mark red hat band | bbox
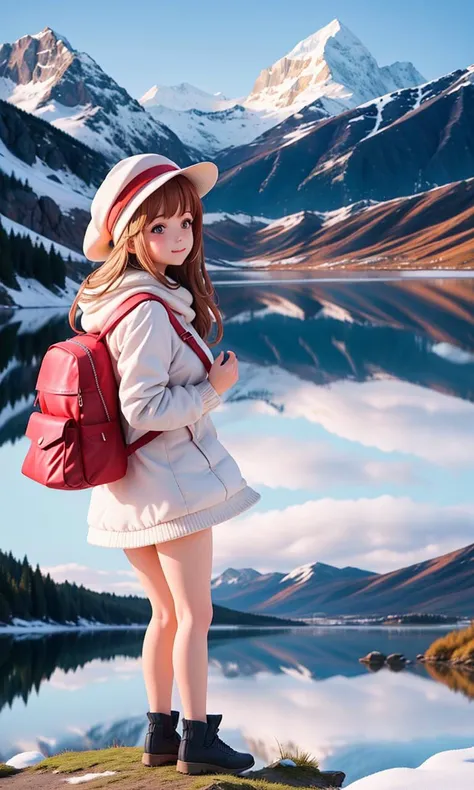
[106,164,180,236]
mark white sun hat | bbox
[83,153,219,261]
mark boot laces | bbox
[211,726,235,755]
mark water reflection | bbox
[2,274,474,782]
[1,278,474,449]
[2,626,474,783]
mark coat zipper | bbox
[68,339,111,422]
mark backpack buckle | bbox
[181,331,193,341]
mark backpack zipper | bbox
[68,339,111,422]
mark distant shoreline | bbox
[0,618,470,636]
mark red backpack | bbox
[21,292,212,491]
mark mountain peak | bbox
[211,567,262,588]
[285,18,359,61]
[246,19,424,115]
[28,26,73,49]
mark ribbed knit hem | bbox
[86,485,261,548]
[195,379,221,414]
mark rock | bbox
[416,653,425,661]
[386,653,407,663]
[359,651,386,664]
[245,760,345,788]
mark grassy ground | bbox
[0,745,341,789]
[425,622,474,662]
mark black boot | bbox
[176,713,255,775]
[142,710,181,767]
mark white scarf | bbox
[78,268,197,332]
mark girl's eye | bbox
[151,218,193,234]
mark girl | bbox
[71,153,261,775]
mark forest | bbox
[0,173,68,292]
[0,548,151,626]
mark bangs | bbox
[143,174,201,221]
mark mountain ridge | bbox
[139,17,424,156]
[211,544,474,617]
[0,26,194,165]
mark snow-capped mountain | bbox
[207,64,474,218]
[139,18,424,156]
[210,547,474,618]
[0,27,193,165]
[211,561,375,613]
[211,567,263,589]
[245,19,424,113]
[140,82,234,113]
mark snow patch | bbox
[1,275,80,308]
[203,211,275,226]
[345,745,474,789]
[431,342,474,364]
[280,563,315,585]
[65,772,117,784]
[6,751,46,768]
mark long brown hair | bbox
[69,174,223,346]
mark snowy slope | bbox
[0,214,86,263]
[0,135,94,213]
[0,27,192,164]
[140,82,234,113]
[139,18,424,156]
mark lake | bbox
[1,270,474,783]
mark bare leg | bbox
[157,526,213,723]
[123,544,178,713]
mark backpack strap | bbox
[95,291,214,457]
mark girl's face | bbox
[142,207,194,274]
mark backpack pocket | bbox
[80,419,128,485]
[22,412,84,489]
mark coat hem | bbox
[86,485,261,548]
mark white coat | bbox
[78,268,260,548]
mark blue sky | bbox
[3,0,474,100]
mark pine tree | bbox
[0,593,11,623]
[32,565,47,620]
[49,245,66,289]
[0,222,17,287]
[32,242,52,288]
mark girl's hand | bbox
[208,350,239,395]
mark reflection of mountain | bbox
[0,309,72,447]
[210,544,474,618]
[0,624,437,719]
[214,278,474,397]
[37,716,145,758]
[0,626,280,717]
[2,278,474,450]
[1,626,473,781]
